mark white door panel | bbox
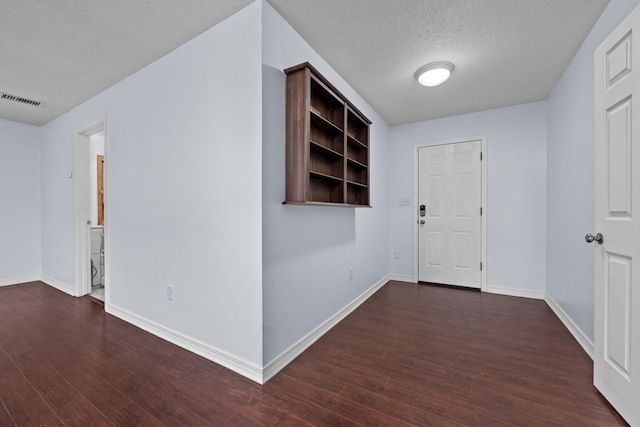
[594,5,640,424]
[418,141,482,288]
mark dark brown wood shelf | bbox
[347,180,368,189]
[285,62,371,207]
[347,157,367,169]
[310,170,343,183]
[310,140,343,158]
[347,135,367,150]
[310,112,343,135]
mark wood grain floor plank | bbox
[0,349,65,426]
[267,372,414,426]
[43,342,132,416]
[261,382,362,427]
[287,352,512,426]
[114,374,215,426]
[108,403,164,427]
[221,413,266,427]
[183,365,314,426]
[0,400,17,427]
[123,358,237,425]
[4,348,112,426]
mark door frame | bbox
[73,117,108,297]
[412,136,487,291]
[97,154,105,226]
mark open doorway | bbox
[74,118,107,302]
[89,134,105,300]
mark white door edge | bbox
[412,136,487,292]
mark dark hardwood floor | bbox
[0,280,626,426]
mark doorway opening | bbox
[412,136,487,291]
[74,118,107,302]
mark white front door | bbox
[417,140,482,288]
[593,5,640,425]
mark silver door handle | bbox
[585,233,604,244]
[420,220,425,225]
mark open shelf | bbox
[347,182,369,206]
[347,162,367,186]
[284,62,371,207]
[310,140,343,158]
[347,108,369,146]
[309,174,344,204]
[309,152,344,180]
[310,76,344,130]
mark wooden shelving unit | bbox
[284,62,371,207]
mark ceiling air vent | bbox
[1,92,42,107]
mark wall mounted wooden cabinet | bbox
[284,62,371,207]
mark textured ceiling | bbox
[0,0,252,125]
[268,0,610,125]
[1,0,610,127]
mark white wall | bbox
[389,101,548,295]
[546,0,640,342]
[89,132,104,226]
[261,1,391,364]
[0,119,41,285]
[40,3,263,366]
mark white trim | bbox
[388,274,415,283]
[0,275,41,287]
[486,285,545,300]
[106,303,263,384]
[40,275,76,296]
[262,274,389,383]
[544,294,594,359]
[412,136,488,291]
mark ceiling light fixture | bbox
[414,61,455,87]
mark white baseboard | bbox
[262,274,390,383]
[40,275,76,296]
[106,303,263,384]
[0,274,41,287]
[544,294,594,359]
[388,274,415,283]
[486,285,545,300]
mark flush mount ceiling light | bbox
[414,61,455,87]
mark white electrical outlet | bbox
[399,198,411,206]
[394,250,401,259]
[349,267,354,280]
[167,284,174,301]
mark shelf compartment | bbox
[347,134,367,150]
[347,182,369,206]
[310,76,345,129]
[347,156,367,169]
[346,108,369,147]
[309,173,344,203]
[310,114,344,154]
[310,112,343,135]
[347,139,368,165]
[310,150,344,179]
[347,163,367,185]
[310,140,343,158]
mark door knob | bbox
[420,220,425,225]
[585,233,604,244]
